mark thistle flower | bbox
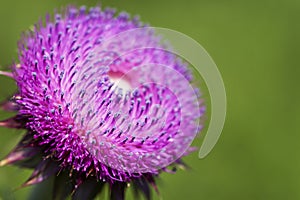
[0,6,204,200]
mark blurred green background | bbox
[0,0,299,199]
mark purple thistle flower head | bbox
[0,6,204,199]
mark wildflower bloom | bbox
[0,6,204,199]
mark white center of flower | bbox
[108,71,132,92]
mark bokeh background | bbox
[0,0,299,199]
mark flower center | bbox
[108,71,132,92]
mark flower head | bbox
[0,6,204,199]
